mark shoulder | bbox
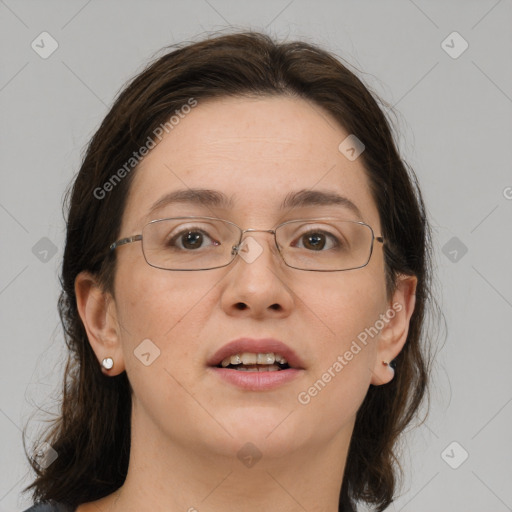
[22,502,75,512]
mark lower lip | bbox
[208,367,303,391]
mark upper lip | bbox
[207,338,306,369]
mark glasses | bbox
[109,216,384,272]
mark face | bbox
[106,95,392,461]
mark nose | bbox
[221,229,293,317]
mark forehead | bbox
[122,95,380,231]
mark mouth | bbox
[207,337,305,370]
[215,352,291,372]
[207,338,305,391]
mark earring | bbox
[102,357,114,370]
[382,360,389,366]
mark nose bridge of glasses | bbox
[242,228,275,235]
[240,228,277,244]
[233,227,279,256]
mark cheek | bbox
[300,265,387,347]
[114,261,208,362]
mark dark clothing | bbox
[23,502,75,512]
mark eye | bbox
[291,228,340,251]
[167,227,220,251]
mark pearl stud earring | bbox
[102,357,114,370]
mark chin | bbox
[210,408,306,454]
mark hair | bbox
[22,30,440,511]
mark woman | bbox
[22,31,436,512]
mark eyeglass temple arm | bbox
[110,235,142,251]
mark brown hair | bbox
[22,30,440,511]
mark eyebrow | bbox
[146,187,363,220]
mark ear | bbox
[75,271,126,376]
[370,273,417,386]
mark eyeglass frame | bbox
[108,215,384,272]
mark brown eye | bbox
[292,229,339,251]
[168,229,218,250]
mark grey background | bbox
[1,1,511,511]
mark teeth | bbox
[219,352,288,368]
[257,353,275,364]
[241,353,257,365]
